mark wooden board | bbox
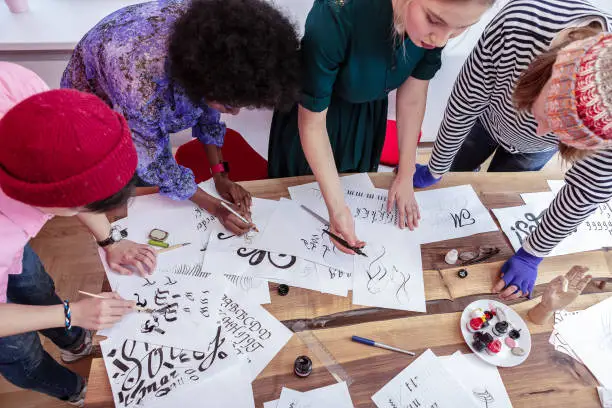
[84,172,612,408]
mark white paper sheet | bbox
[288,173,375,215]
[255,199,355,273]
[492,203,612,257]
[352,222,425,312]
[219,283,293,381]
[222,274,271,305]
[125,197,204,273]
[315,263,353,296]
[99,273,225,351]
[371,349,478,408]
[205,197,279,252]
[100,325,240,408]
[146,363,255,408]
[556,297,612,388]
[276,382,354,408]
[549,310,583,363]
[441,352,513,408]
[520,191,555,206]
[203,225,302,277]
[263,400,279,408]
[598,387,612,408]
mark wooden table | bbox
[85,173,612,408]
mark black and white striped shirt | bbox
[428,0,612,256]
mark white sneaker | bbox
[60,329,93,363]
[67,384,87,407]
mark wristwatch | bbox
[210,161,230,175]
[97,226,128,247]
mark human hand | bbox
[413,164,441,188]
[104,240,157,276]
[541,266,591,311]
[492,248,543,300]
[329,205,365,255]
[388,172,420,230]
[71,292,135,330]
[214,174,252,210]
[214,200,254,235]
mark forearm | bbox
[396,79,428,178]
[298,105,345,214]
[190,188,221,214]
[525,184,603,257]
[76,212,112,242]
[0,303,64,337]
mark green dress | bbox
[267,0,443,178]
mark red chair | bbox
[380,120,422,167]
[175,128,268,183]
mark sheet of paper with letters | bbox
[98,273,226,351]
[125,197,204,272]
[147,363,255,408]
[100,324,240,408]
[371,349,478,408]
[219,283,293,381]
[288,173,375,214]
[492,202,612,256]
[441,352,513,408]
[353,221,425,312]
[548,309,583,363]
[255,199,355,273]
[556,297,612,388]
[276,382,354,408]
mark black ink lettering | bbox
[217,232,236,240]
[164,276,177,286]
[450,208,476,228]
[142,278,156,287]
[134,293,147,309]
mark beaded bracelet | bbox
[63,300,72,331]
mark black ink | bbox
[154,289,170,306]
[143,278,156,287]
[164,276,178,286]
[217,232,236,240]
[236,248,297,269]
[473,389,495,408]
[134,294,147,308]
[107,349,117,358]
[450,208,476,228]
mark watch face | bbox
[111,229,122,242]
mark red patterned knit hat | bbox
[0,89,137,207]
[546,33,612,150]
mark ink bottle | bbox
[294,355,312,378]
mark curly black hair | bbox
[169,0,301,111]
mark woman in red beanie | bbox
[0,87,154,406]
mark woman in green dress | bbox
[268,0,495,252]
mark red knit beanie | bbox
[0,89,137,207]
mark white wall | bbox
[2,0,611,157]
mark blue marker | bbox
[351,336,415,356]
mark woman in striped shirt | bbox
[413,0,612,300]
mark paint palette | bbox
[460,299,532,367]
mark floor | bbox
[0,147,567,407]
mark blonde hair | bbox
[513,25,602,163]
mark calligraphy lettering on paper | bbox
[219,294,271,357]
[450,209,476,228]
[510,210,545,244]
[107,326,228,407]
[236,247,297,269]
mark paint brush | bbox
[78,290,154,313]
[157,242,191,254]
[220,201,259,232]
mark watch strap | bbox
[97,228,128,247]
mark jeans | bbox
[0,244,84,400]
[450,120,557,172]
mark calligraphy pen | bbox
[157,242,191,254]
[300,205,367,257]
[78,290,154,314]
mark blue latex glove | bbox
[413,164,441,188]
[496,248,543,299]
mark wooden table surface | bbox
[84,172,612,408]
